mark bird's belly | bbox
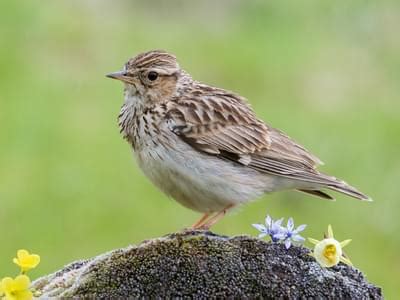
[134,137,272,213]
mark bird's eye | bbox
[147,71,158,81]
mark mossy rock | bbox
[32,230,382,299]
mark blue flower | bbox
[253,215,307,249]
[252,215,285,242]
[275,218,307,249]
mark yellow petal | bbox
[17,289,33,300]
[327,225,334,239]
[308,238,320,245]
[30,254,40,268]
[340,255,353,266]
[14,275,31,290]
[0,277,14,293]
[340,239,352,248]
[1,277,14,289]
[17,250,29,260]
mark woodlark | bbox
[107,50,370,229]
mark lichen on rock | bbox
[32,230,382,299]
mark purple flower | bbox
[253,215,306,249]
[252,215,285,242]
[275,218,306,249]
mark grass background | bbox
[0,0,399,297]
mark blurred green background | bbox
[0,0,398,297]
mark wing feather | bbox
[165,85,323,178]
[166,88,271,155]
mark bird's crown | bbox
[125,50,180,75]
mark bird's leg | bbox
[199,204,235,230]
[191,213,211,229]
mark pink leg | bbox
[191,213,211,229]
[199,204,235,230]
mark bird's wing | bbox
[165,87,370,201]
[166,87,323,173]
[166,89,270,155]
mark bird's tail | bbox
[326,180,371,201]
[305,172,372,201]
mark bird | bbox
[106,50,370,230]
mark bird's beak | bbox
[106,70,127,80]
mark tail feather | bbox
[243,153,371,201]
[326,182,371,201]
[298,189,335,201]
[318,172,371,201]
[289,170,371,201]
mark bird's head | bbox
[107,50,183,103]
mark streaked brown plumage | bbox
[107,50,370,229]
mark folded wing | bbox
[165,86,368,200]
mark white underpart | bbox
[135,125,298,213]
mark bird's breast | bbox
[119,96,168,151]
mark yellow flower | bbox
[13,250,40,273]
[0,275,33,300]
[308,225,352,268]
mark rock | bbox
[32,230,382,299]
